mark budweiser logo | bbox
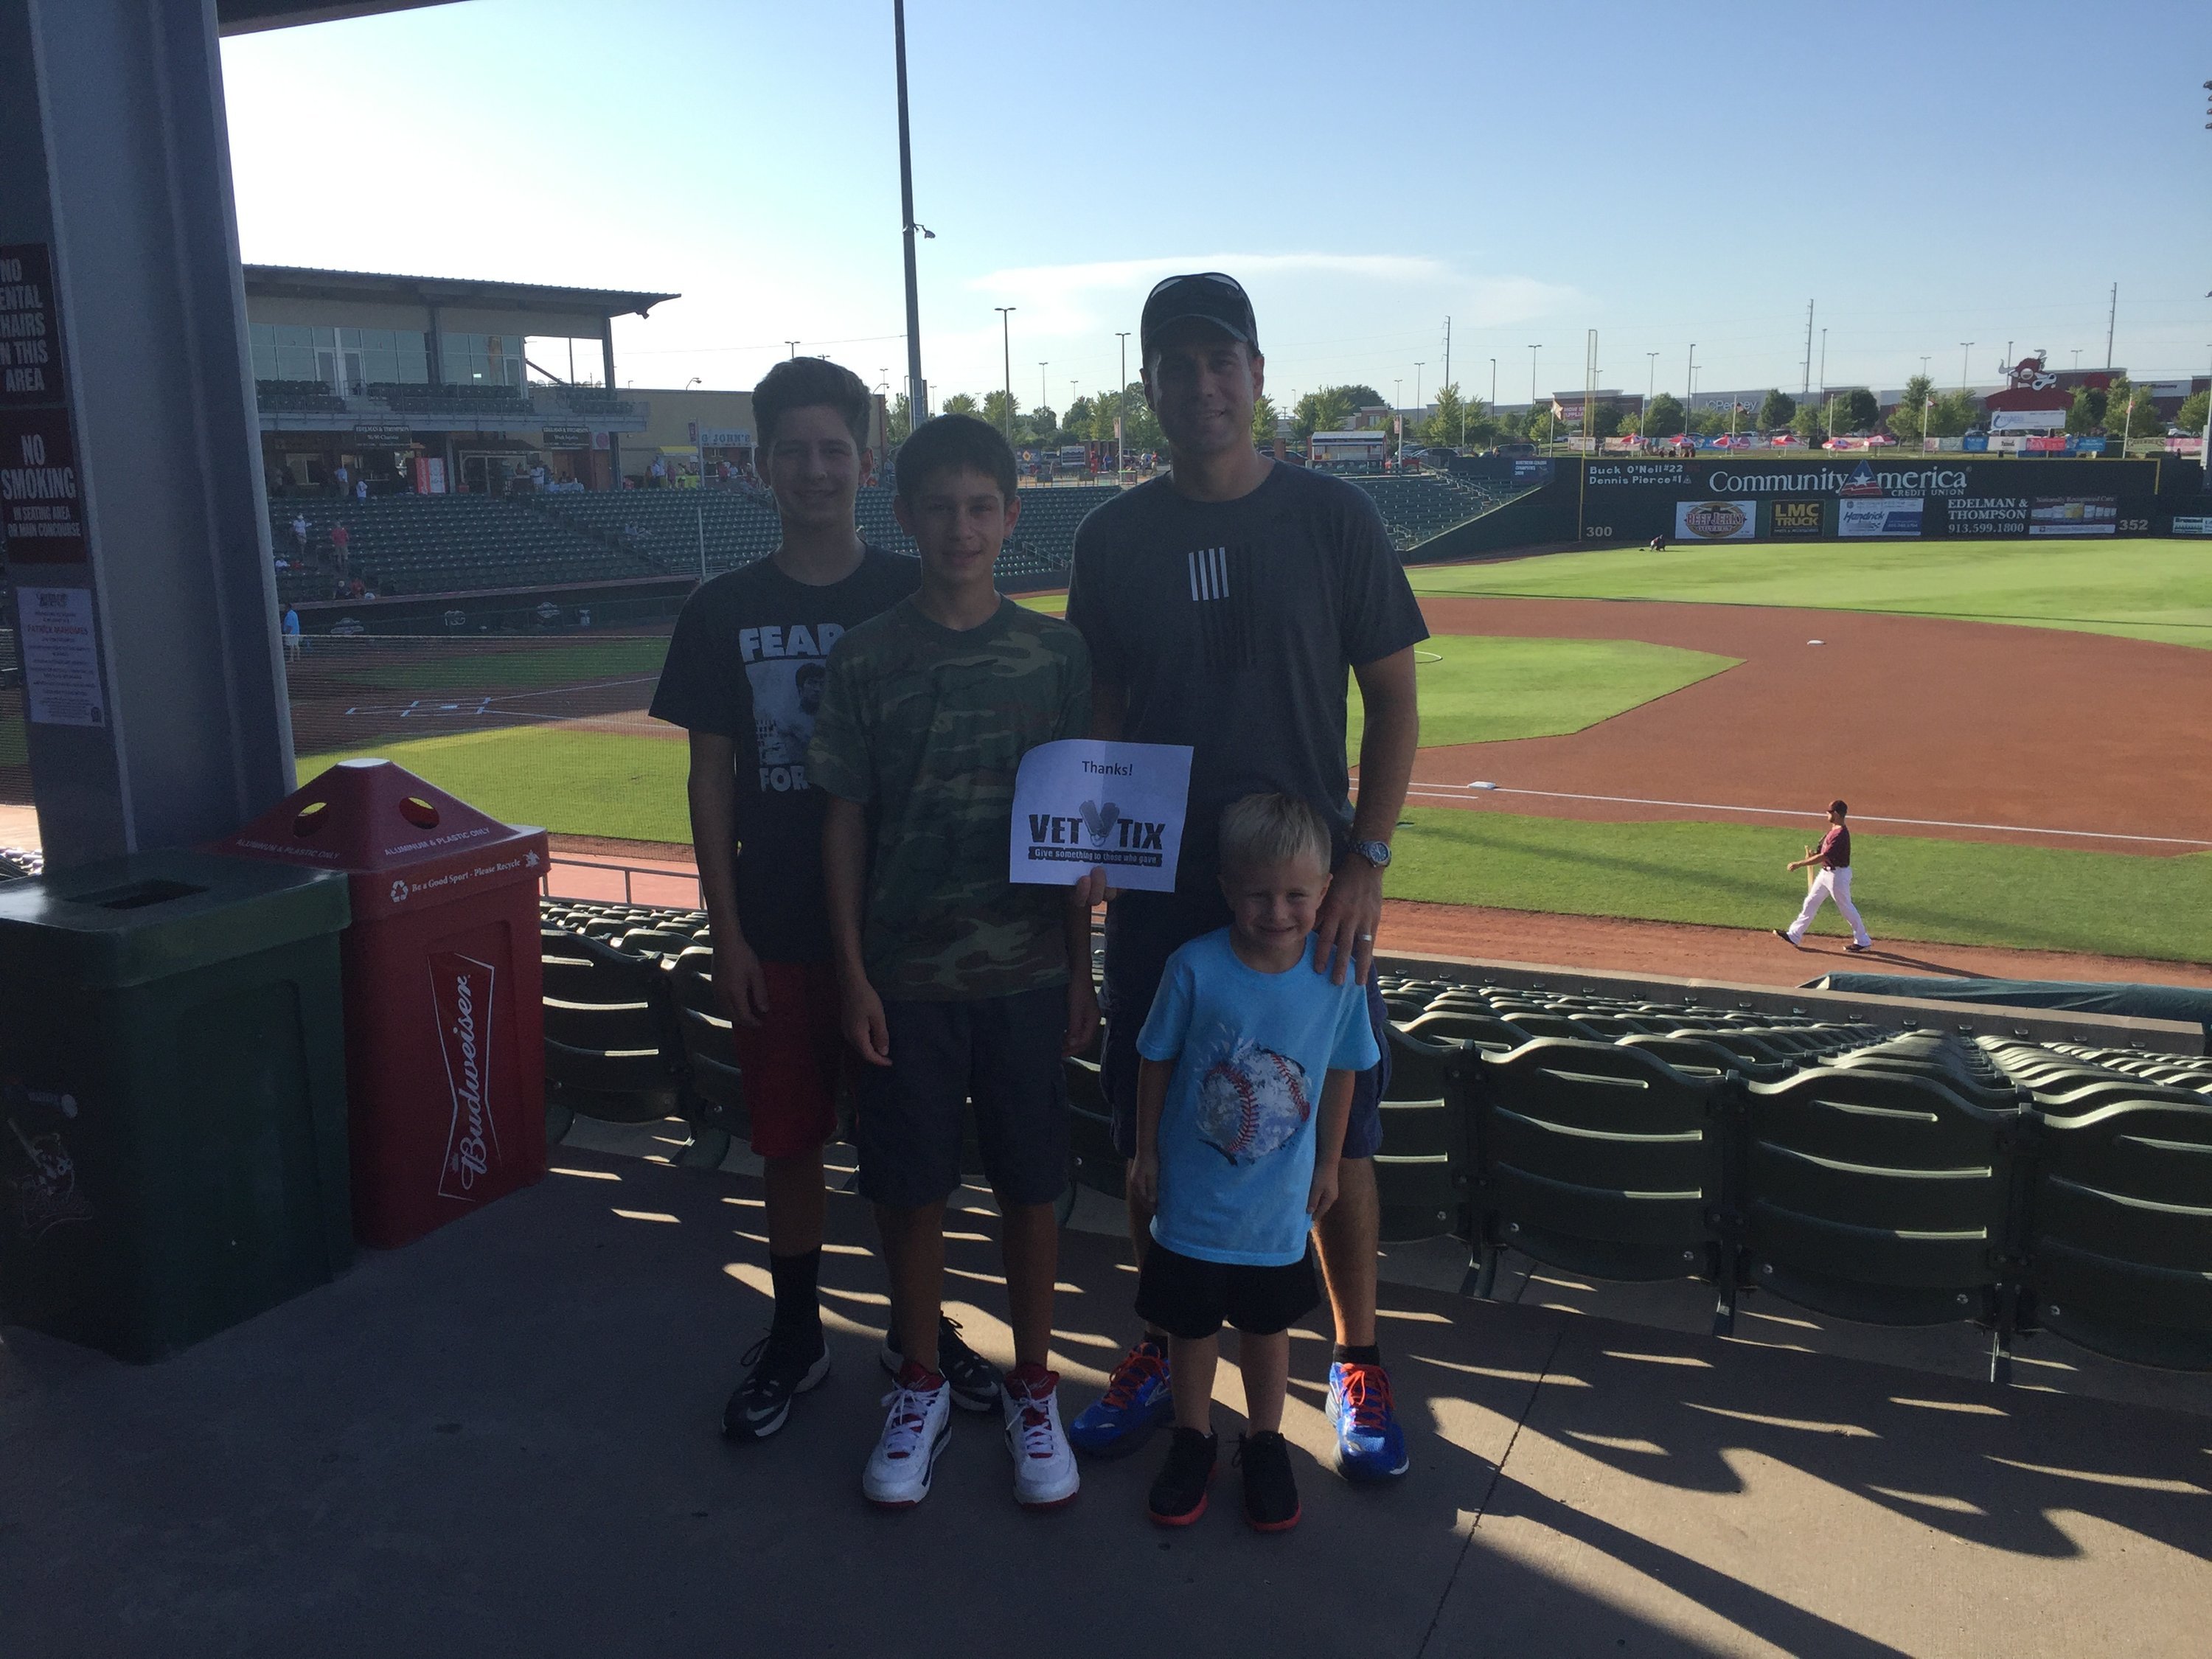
[431,952,500,1200]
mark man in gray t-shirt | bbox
[1064,272,1426,1482]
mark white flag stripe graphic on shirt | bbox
[1186,546,1229,602]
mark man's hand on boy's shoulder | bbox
[1062,971,1099,1058]
[712,930,770,1028]
[1315,855,1385,985]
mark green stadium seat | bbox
[1740,1066,2027,1379]
[1470,1038,1732,1326]
[2025,1096,2212,1370]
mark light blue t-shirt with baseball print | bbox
[1136,929,1381,1267]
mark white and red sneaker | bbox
[1001,1363,1079,1511]
[862,1361,952,1509]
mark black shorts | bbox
[1102,891,1391,1161]
[853,984,1070,1211]
[1135,1239,1321,1339]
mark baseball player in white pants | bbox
[1775,799,1871,952]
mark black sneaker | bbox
[722,1326,830,1442]
[1237,1430,1301,1532]
[1147,1426,1218,1527]
[880,1315,1001,1413]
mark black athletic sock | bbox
[1334,1343,1383,1368]
[768,1249,823,1345]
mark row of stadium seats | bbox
[268,497,658,602]
[364,381,531,417]
[534,905,2212,1376]
[535,484,1121,586]
[254,378,346,413]
[1366,974,2212,1377]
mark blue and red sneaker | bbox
[1067,1338,1172,1459]
[1327,1360,1409,1481]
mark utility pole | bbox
[894,0,927,420]
[1961,341,1974,392]
[1686,343,1697,431]
[2106,282,2117,370]
[785,340,799,359]
[1115,330,1130,478]
[1818,328,1827,400]
[1488,358,1497,431]
[1413,362,1424,413]
[1801,299,1815,397]
[1038,361,1048,420]
[1527,345,1541,443]
[1645,350,1658,436]
[995,307,1015,442]
[1441,316,1451,418]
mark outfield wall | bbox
[1572,456,2179,546]
[1416,453,2212,557]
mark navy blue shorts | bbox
[1101,891,1390,1163]
[853,984,1071,1211]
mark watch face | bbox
[1357,839,1392,869]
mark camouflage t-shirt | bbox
[808,596,1091,1000]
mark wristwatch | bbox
[1349,838,1393,871]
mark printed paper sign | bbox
[15,584,103,726]
[1009,739,1193,893]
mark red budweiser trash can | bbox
[213,759,548,1248]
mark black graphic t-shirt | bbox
[650,546,919,959]
[1066,463,1427,891]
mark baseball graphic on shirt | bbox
[1197,1039,1312,1165]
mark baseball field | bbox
[285,535,2211,972]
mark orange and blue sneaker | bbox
[1067,1338,1172,1458]
[1327,1360,1409,1481]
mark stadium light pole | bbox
[1644,352,1657,437]
[995,307,1016,442]
[1116,330,1130,479]
[1686,344,1696,440]
[1489,358,1497,438]
[894,0,928,421]
[1038,361,1048,421]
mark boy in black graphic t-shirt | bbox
[650,358,919,1441]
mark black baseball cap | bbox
[1140,271,1259,360]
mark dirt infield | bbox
[1375,898,2212,991]
[1408,597,2212,851]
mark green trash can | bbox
[0,849,352,1362]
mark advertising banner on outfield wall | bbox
[1573,456,2161,545]
[2028,495,2117,536]
[1674,499,1756,540]
[1769,499,1824,537]
[2171,515,2212,535]
[1837,497,1924,538]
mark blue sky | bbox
[220,0,2212,411]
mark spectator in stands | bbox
[1065,271,1424,1484]
[329,520,351,578]
[810,412,1092,1511]
[354,477,368,501]
[331,461,349,498]
[291,511,310,560]
[650,454,669,488]
[647,355,918,1446]
[348,577,365,600]
[282,606,302,662]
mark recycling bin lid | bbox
[212,759,540,874]
[0,847,349,988]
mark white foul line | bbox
[1382,782,2212,848]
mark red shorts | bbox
[729,960,844,1159]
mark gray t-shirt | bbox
[1066,462,1428,891]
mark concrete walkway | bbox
[3,1150,2207,1658]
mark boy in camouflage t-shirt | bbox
[809,414,1095,1513]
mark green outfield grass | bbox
[1408,538,2212,649]
[293,726,2207,963]
[306,726,693,844]
[1347,635,1736,754]
[1385,808,2211,964]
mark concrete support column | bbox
[1,0,293,867]
[600,319,620,487]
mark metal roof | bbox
[216,0,466,35]
[243,265,677,321]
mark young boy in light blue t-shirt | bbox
[1129,793,1380,1533]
